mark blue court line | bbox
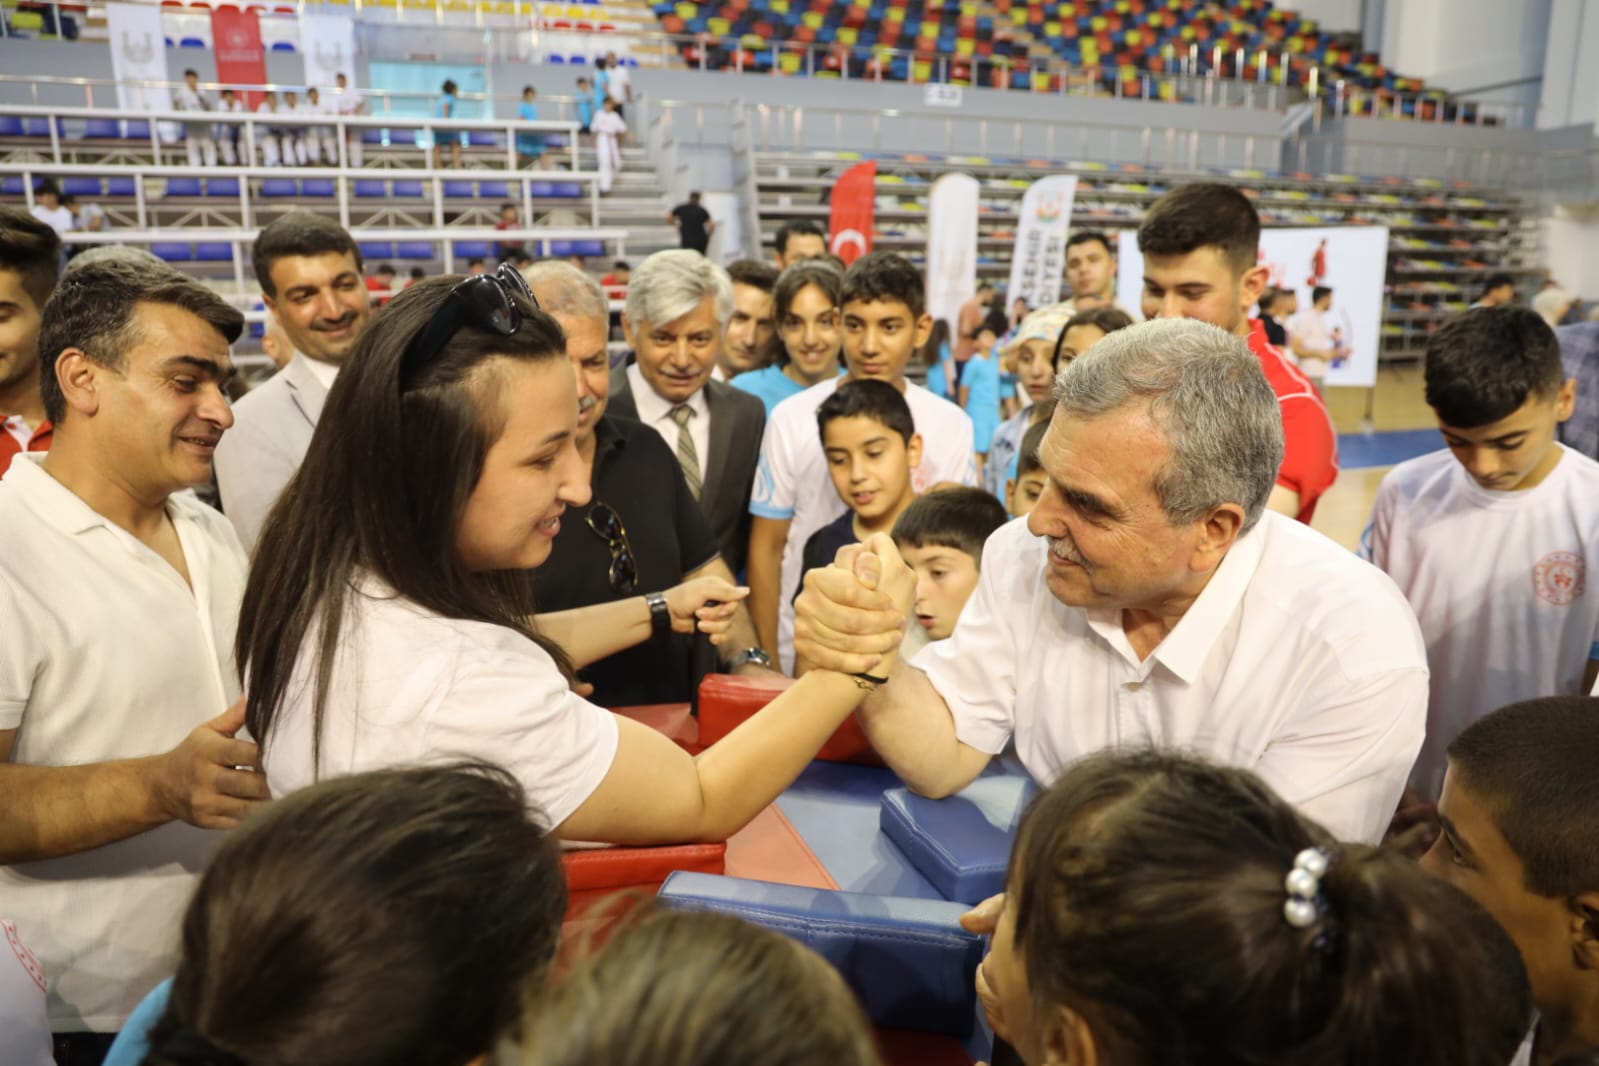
[1338,428,1440,470]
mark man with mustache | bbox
[0,260,266,1059]
[793,319,1427,845]
[214,213,374,548]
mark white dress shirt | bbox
[627,361,710,471]
[911,511,1429,844]
[0,454,246,1030]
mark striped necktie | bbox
[670,403,702,499]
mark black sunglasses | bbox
[401,262,538,379]
[585,501,638,595]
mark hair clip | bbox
[1282,846,1331,929]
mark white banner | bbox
[1114,225,1390,388]
[299,14,357,92]
[1005,175,1079,311]
[106,2,169,113]
[925,173,982,332]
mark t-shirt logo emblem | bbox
[1533,551,1586,606]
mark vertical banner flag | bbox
[106,2,169,114]
[1114,225,1391,388]
[925,173,982,332]
[300,14,358,93]
[828,160,877,266]
[1005,175,1079,311]
[211,6,268,108]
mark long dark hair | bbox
[918,317,951,368]
[1011,750,1532,1066]
[142,762,566,1066]
[238,277,575,762]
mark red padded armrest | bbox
[562,842,726,893]
[698,673,883,766]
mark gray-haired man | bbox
[794,318,1427,845]
[611,249,766,575]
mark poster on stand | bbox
[211,7,267,108]
[1005,174,1079,311]
[925,172,981,331]
[106,2,168,114]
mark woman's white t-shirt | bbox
[262,575,619,828]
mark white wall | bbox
[1543,209,1599,300]
[1292,0,1365,33]
[1540,0,1599,127]
[1381,0,1549,110]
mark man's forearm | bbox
[0,759,169,864]
[857,660,984,798]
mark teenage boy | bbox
[797,379,923,589]
[734,258,845,417]
[0,208,61,476]
[1361,307,1599,804]
[1137,182,1338,523]
[1005,420,1049,518]
[891,486,1008,643]
[748,251,977,671]
[1421,696,1599,1066]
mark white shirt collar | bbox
[299,351,340,391]
[626,361,708,423]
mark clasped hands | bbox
[794,533,918,677]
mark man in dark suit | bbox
[611,250,767,576]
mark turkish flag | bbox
[210,7,268,108]
[828,160,876,266]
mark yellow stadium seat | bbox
[707,15,730,34]
[1090,15,1106,31]
[955,37,974,56]
[770,0,787,11]
[675,2,695,18]
[1044,20,1059,35]
[886,6,904,20]
[1126,29,1141,44]
[742,33,765,49]
[779,51,801,73]
[1010,9,1025,24]
[1031,70,1049,91]
[913,59,932,80]
[801,9,822,28]
[837,25,856,43]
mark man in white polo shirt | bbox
[794,319,1427,844]
[0,259,268,1057]
[749,252,977,672]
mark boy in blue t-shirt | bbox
[515,85,544,168]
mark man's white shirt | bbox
[751,376,977,671]
[913,511,1429,844]
[1362,445,1599,797]
[626,363,710,470]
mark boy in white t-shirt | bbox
[1362,306,1599,809]
[748,251,977,672]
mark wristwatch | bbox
[726,646,774,671]
[645,591,671,638]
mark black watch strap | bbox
[645,591,671,638]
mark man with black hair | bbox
[0,259,264,1052]
[213,213,371,547]
[1137,182,1338,523]
[173,68,217,168]
[28,181,72,240]
[1287,284,1346,386]
[774,219,827,268]
[0,208,61,476]
[1362,307,1599,806]
[1061,230,1120,311]
[1473,273,1517,309]
[669,191,714,255]
[719,259,779,381]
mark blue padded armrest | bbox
[659,871,983,1037]
[879,773,1037,905]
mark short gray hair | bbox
[625,250,734,329]
[1052,318,1284,533]
[522,260,608,323]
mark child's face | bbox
[1421,767,1575,1017]
[975,875,1044,1061]
[822,416,920,525]
[902,542,981,640]
[779,282,842,380]
[842,297,931,386]
[1008,471,1047,518]
[1015,338,1058,408]
[1436,383,1575,493]
[976,327,998,355]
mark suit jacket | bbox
[607,368,765,574]
[213,354,328,550]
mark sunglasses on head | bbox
[400,262,538,380]
[585,501,638,595]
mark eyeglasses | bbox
[585,501,638,594]
[400,262,538,381]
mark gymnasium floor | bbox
[1314,365,1439,551]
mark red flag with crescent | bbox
[828,160,876,266]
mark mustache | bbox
[1048,536,1087,566]
[577,393,599,413]
[312,313,358,332]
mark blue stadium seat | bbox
[549,55,566,64]
[453,240,491,258]
[0,117,23,137]
[164,178,203,197]
[568,54,587,64]
[354,179,388,197]
[124,120,151,139]
[574,238,605,257]
[106,177,137,196]
[83,119,122,138]
[270,41,296,51]
[301,179,335,197]
[261,178,299,196]
[467,131,499,147]
[552,181,582,197]
[549,239,575,256]
[207,178,241,196]
[179,36,206,47]
[359,241,395,259]
[392,180,424,197]
[62,177,102,196]
[545,135,567,149]
[529,181,556,197]
[0,177,26,195]
[152,242,193,262]
[478,181,509,198]
[359,128,385,144]
[23,117,61,136]
[396,241,435,259]
[194,242,233,261]
[443,180,476,198]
